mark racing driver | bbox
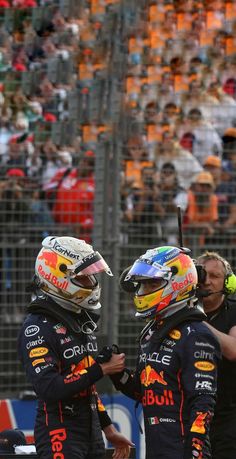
[111,245,221,459]
[17,235,133,459]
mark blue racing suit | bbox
[17,295,112,459]
[111,307,221,459]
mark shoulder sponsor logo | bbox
[53,323,67,335]
[195,342,214,349]
[195,373,214,380]
[195,381,213,390]
[63,342,98,359]
[32,358,45,366]
[26,336,45,350]
[24,325,40,337]
[194,350,213,360]
[194,361,215,371]
[29,347,49,358]
[169,329,181,340]
[60,337,72,345]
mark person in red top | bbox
[45,151,95,242]
[184,170,218,247]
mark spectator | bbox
[203,155,236,237]
[205,79,236,135]
[0,429,27,455]
[0,168,31,322]
[123,165,163,260]
[158,162,188,245]
[124,135,153,189]
[0,168,31,242]
[28,188,55,242]
[178,107,223,164]
[40,139,62,186]
[196,251,236,459]
[3,135,27,171]
[155,128,202,190]
[222,127,236,174]
[184,170,218,247]
[45,150,95,242]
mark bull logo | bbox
[140,365,167,387]
[38,250,58,269]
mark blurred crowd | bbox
[0,0,236,252]
[121,0,236,254]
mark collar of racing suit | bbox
[139,303,207,347]
[27,292,100,335]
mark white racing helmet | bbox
[35,236,113,313]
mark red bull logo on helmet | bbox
[37,265,69,290]
[38,250,59,269]
[172,273,194,291]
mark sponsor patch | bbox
[29,347,49,358]
[54,324,67,335]
[32,358,45,367]
[148,416,159,425]
[169,329,181,340]
[140,366,167,387]
[194,361,215,371]
[190,412,208,434]
[24,325,40,337]
[26,336,44,349]
[195,381,212,390]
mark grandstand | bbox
[0,0,236,409]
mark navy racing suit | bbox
[111,307,221,459]
[17,296,112,459]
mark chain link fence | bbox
[1,0,236,398]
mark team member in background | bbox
[111,246,221,459]
[196,251,236,459]
[18,236,133,459]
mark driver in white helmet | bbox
[111,245,221,459]
[18,236,133,459]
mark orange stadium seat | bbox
[206,10,224,30]
[177,12,192,32]
[78,63,95,81]
[226,36,236,55]
[90,0,106,16]
[225,1,236,20]
[173,74,189,94]
[199,29,215,47]
[125,75,142,97]
[82,124,99,144]
[148,4,165,23]
[146,65,162,85]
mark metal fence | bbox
[1,137,236,396]
[1,0,236,398]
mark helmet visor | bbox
[137,278,168,295]
[72,274,97,288]
[69,252,113,276]
[127,260,171,281]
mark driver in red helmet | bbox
[111,245,221,459]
